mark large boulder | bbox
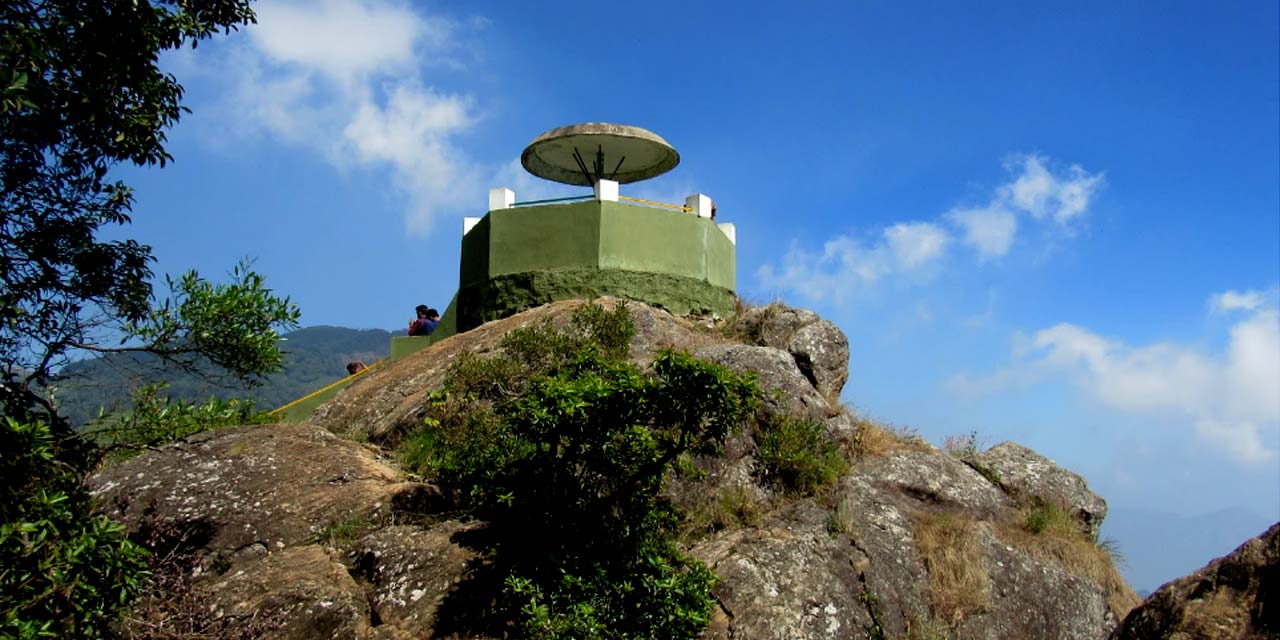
[89,423,440,567]
[210,545,371,640]
[88,424,440,565]
[694,344,834,423]
[1111,522,1279,640]
[348,522,480,634]
[972,442,1108,539]
[733,303,850,399]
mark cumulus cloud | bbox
[948,207,1017,260]
[757,222,947,304]
[885,222,949,268]
[191,0,483,234]
[948,300,1280,466]
[1211,290,1265,313]
[998,154,1104,224]
[757,154,1103,302]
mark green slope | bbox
[53,326,393,427]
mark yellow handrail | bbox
[268,358,386,416]
[618,195,691,213]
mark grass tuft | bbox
[912,511,990,625]
[754,414,847,496]
[997,502,1140,621]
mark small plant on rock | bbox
[754,413,847,496]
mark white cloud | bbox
[250,0,435,82]
[757,222,947,304]
[948,207,1017,259]
[1211,290,1264,313]
[998,154,1104,224]
[885,222,949,268]
[189,0,483,234]
[756,153,1102,301]
[950,302,1280,466]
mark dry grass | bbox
[852,416,934,459]
[912,511,990,625]
[679,484,769,542]
[1182,591,1250,637]
[903,615,953,640]
[996,505,1141,622]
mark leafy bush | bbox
[0,418,148,638]
[402,303,758,639]
[87,384,275,461]
[754,414,847,496]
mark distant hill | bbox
[52,326,393,427]
[1101,505,1276,594]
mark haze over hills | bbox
[1102,504,1276,595]
[53,326,393,427]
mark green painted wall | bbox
[487,203,601,278]
[475,201,734,285]
[455,200,736,330]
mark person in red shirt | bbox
[409,305,440,336]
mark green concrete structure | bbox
[455,200,736,331]
[272,122,737,422]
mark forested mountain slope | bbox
[53,326,392,426]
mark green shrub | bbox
[0,418,148,638]
[87,384,275,461]
[755,414,847,496]
[402,303,758,639]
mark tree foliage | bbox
[0,0,293,431]
[0,2,299,636]
[403,304,760,639]
[0,417,148,638]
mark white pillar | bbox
[685,193,713,218]
[488,187,515,211]
[594,179,619,202]
[717,223,736,245]
[463,217,481,235]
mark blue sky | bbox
[115,1,1278,592]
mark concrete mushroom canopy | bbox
[521,122,680,186]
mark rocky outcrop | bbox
[733,303,850,399]
[308,299,731,445]
[1111,522,1279,640]
[90,300,1139,640]
[90,423,441,567]
[972,442,1109,539]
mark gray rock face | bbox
[733,303,850,399]
[957,527,1117,640]
[89,423,437,562]
[973,442,1108,538]
[691,452,1123,640]
[210,545,370,640]
[692,501,874,640]
[348,523,479,633]
[695,344,834,422]
[1111,522,1280,640]
[787,320,851,400]
[859,450,1016,521]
